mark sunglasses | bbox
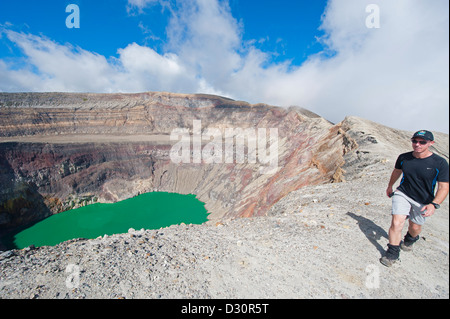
[411,139,428,145]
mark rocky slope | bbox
[0,92,448,299]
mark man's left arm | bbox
[421,182,449,217]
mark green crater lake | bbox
[6,192,209,250]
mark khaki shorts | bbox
[391,190,427,225]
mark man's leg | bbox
[381,192,412,267]
[401,220,421,251]
[389,214,408,245]
[408,220,422,237]
[381,214,407,267]
[400,196,426,251]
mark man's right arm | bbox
[386,168,403,197]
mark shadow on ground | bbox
[347,212,388,256]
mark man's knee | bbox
[408,220,422,235]
[390,215,407,231]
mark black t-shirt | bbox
[395,152,449,204]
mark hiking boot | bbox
[380,243,400,267]
[400,241,413,251]
[401,232,419,252]
[379,255,398,267]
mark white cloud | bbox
[1,31,119,92]
[1,0,448,133]
[126,0,160,14]
[304,0,449,133]
[230,0,449,133]
[0,30,207,94]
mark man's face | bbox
[411,137,433,153]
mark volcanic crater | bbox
[0,92,353,234]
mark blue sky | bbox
[0,0,449,133]
[0,1,327,65]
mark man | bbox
[380,130,449,267]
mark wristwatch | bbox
[431,202,440,209]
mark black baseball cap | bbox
[412,130,434,141]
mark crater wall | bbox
[0,92,354,231]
